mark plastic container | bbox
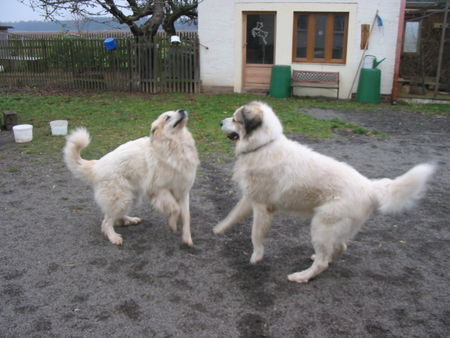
[170,35,181,44]
[269,65,292,98]
[103,37,117,50]
[13,124,33,143]
[50,120,68,135]
[363,55,376,69]
[363,55,386,69]
[356,68,381,104]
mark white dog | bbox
[214,101,435,283]
[64,109,199,246]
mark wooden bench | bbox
[291,70,340,99]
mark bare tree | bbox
[72,13,92,34]
[20,0,199,40]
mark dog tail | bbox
[64,127,96,183]
[372,163,436,214]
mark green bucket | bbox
[269,65,291,98]
[356,68,381,104]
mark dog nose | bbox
[220,121,223,127]
[178,109,187,118]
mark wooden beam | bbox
[434,0,449,96]
[391,0,407,103]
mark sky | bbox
[0,0,47,22]
[0,0,134,23]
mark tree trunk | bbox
[162,19,177,36]
[142,0,165,41]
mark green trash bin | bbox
[269,65,291,98]
[356,68,381,104]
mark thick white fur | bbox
[64,110,199,246]
[215,101,435,283]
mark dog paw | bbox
[123,216,141,226]
[182,234,194,247]
[287,271,310,283]
[250,250,264,264]
[115,216,142,227]
[108,233,123,246]
[213,223,226,234]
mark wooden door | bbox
[243,12,276,90]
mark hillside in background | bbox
[0,17,197,32]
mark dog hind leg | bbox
[288,214,352,283]
[310,243,347,261]
[96,188,134,245]
[152,189,180,233]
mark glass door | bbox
[243,13,276,89]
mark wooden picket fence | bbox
[0,33,200,93]
[9,31,198,40]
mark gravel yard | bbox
[1,107,449,337]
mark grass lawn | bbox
[0,92,448,158]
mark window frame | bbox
[292,12,349,64]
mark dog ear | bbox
[242,107,262,137]
[150,122,162,139]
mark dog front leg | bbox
[179,194,193,247]
[101,216,123,245]
[213,197,252,234]
[250,203,273,264]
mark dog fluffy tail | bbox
[64,128,96,183]
[372,163,436,214]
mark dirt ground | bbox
[1,107,449,337]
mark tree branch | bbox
[20,0,199,40]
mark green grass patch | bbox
[0,92,445,157]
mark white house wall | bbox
[198,0,401,99]
[198,0,235,89]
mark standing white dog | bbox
[215,101,435,283]
[64,109,199,246]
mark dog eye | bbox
[165,116,171,121]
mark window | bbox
[293,12,348,64]
[246,13,275,64]
[403,21,420,53]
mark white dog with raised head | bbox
[64,109,199,246]
[215,101,435,283]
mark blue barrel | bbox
[103,37,117,50]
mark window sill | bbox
[292,61,347,66]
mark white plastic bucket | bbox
[13,124,33,143]
[170,35,181,44]
[363,55,375,69]
[50,120,68,136]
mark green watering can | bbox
[363,55,386,69]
